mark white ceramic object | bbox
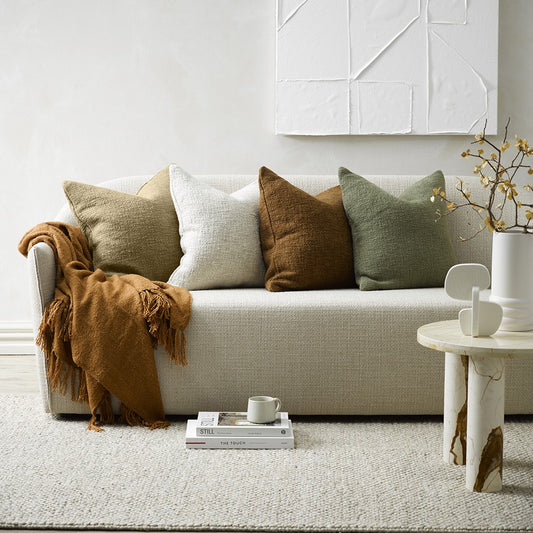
[445,264,502,337]
[457,305,502,337]
[445,263,490,300]
[247,396,282,424]
[490,231,533,331]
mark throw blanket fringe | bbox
[118,404,171,430]
[139,288,187,366]
[37,296,84,402]
[88,391,115,432]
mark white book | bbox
[195,411,291,437]
[186,419,294,449]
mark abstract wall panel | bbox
[276,0,498,135]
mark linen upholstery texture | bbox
[44,288,533,416]
[168,166,265,289]
[27,242,56,413]
[62,166,181,282]
[259,167,354,291]
[35,173,533,415]
[339,168,457,290]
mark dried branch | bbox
[433,118,533,239]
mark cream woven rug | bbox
[1,395,532,532]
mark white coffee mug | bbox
[247,396,282,424]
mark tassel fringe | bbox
[37,297,80,399]
[140,288,187,366]
[87,391,114,432]
[118,404,170,430]
[37,288,181,432]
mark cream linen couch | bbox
[27,174,533,416]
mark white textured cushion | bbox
[168,165,265,289]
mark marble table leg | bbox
[443,352,468,465]
[465,356,505,492]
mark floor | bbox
[0,354,39,394]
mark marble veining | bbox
[470,357,504,402]
[473,426,503,492]
[444,352,468,465]
[466,355,505,492]
[451,355,468,464]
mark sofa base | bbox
[44,288,533,416]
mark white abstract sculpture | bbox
[445,264,502,337]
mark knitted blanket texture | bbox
[19,222,192,431]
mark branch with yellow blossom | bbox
[431,118,533,239]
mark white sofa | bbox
[27,174,533,416]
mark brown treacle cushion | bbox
[258,166,355,291]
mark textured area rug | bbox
[1,395,532,532]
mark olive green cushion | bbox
[338,167,456,290]
[63,166,182,282]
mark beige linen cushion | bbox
[167,165,265,289]
[63,166,182,282]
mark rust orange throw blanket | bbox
[19,222,192,431]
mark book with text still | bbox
[186,419,294,449]
[195,411,290,437]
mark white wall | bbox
[1,0,532,325]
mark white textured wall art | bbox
[276,0,499,135]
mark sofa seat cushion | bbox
[47,288,473,417]
[148,288,466,415]
[188,287,462,311]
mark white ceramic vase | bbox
[490,231,533,331]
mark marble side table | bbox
[417,319,533,493]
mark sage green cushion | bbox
[63,166,182,282]
[338,167,456,290]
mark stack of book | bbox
[185,411,294,449]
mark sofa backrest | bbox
[55,173,492,270]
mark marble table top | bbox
[417,320,533,359]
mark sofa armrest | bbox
[27,242,56,413]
